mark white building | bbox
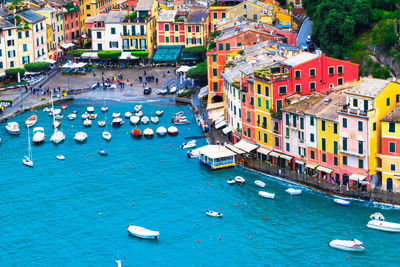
[91,11,127,51]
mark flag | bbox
[68,60,73,65]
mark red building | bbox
[63,3,81,42]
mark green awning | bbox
[152,45,183,62]
[180,52,200,61]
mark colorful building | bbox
[184,10,209,48]
[156,10,186,46]
[209,0,242,32]
[63,2,81,42]
[0,20,17,76]
[37,8,59,60]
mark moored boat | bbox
[125,111,132,118]
[89,114,97,120]
[98,149,108,156]
[83,119,92,127]
[72,109,79,114]
[127,224,159,239]
[156,126,167,136]
[50,130,65,144]
[102,131,111,141]
[173,117,190,125]
[150,116,159,124]
[54,114,63,120]
[56,155,65,160]
[135,110,143,117]
[87,106,94,113]
[206,210,223,218]
[235,176,245,183]
[61,104,67,110]
[334,198,350,206]
[329,239,365,252]
[167,126,178,136]
[32,127,45,144]
[143,128,154,138]
[131,129,142,138]
[112,112,121,118]
[141,116,150,124]
[134,105,142,112]
[6,122,20,135]
[101,106,108,112]
[254,180,265,188]
[259,191,275,199]
[25,114,37,128]
[227,179,236,185]
[367,213,400,232]
[187,148,201,158]
[81,113,90,120]
[130,116,140,125]
[111,117,124,126]
[74,132,88,142]
[53,120,60,128]
[286,188,302,195]
[181,140,196,149]
[68,113,76,120]
[98,121,106,127]
[156,110,164,116]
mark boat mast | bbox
[51,92,56,133]
[27,126,32,161]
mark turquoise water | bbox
[1,97,399,266]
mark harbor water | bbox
[0,96,399,266]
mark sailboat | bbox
[23,127,33,167]
[102,109,111,141]
[50,93,65,144]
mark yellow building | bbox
[184,10,209,48]
[79,0,120,35]
[210,4,231,32]
[254,77,274,149]
[37,8,59,60]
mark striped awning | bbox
[317,166,333,174]
[269,151,281,158]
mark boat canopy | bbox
[234,139,259,153]
[349,174,367,181]
[197,145,236,159]
[257,147,271,156]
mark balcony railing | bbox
[339,105,375,117]
[339,149,364,157]
[254,71,291,82]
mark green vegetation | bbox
[83,40,91,49]
[67,49,87,56]
[24,62,49,72]
[131,51,149,58]
[371,19,397,50]
[98,50,122,60]
[182,46,207,54]
[5,68,25,80]
[187,61,207,80]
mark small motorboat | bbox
[156,110,164,116]
[32,127,45,144]
[101,106,108,112]
[22,156,33,167]
[286,188,302,195]
[125,112,132,118]
[141,116,150,124]
[83,119,92,127]
[61,104,67,110]
[25,114,37,128]
[156,126,167,136]
[169,86,177,94]
[130,116,140,125]
[150,116,159,124]
[68,114,76,120]
[74,132,88,142]
[98,121,106,127]
[98,149,108,156]
[334,198,350,206]
[235,176,245,183]
[53,120,60,128]
[173,117,190,125]
[51,109,61,116]
[227,179,236,185]
[102,131,111,141]
[367,213,400,232]
[127,224,159,239]
[206,210,223,218]
[54,114,63,120]
[134,105,142,112]
[56,155,65,160]
[112,112,121,118]
[329,239,365,252]
[111,117,124,126]
[5,122,20,135]
[89,114,97,120]
[167,126,178,136]
[187,148,200,158]
[254,180,265,188]
[259,191,275,199]
[131,129,142,138]
[87,107,94,113]
[72,109,79,114]
[143,128,154,138]
[81,113,90,120]
[156,88,167,95]
[135,111,143,117]
[43,107,50,112]
[181,140,196,149]
[50,129,65,144]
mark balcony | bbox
[339,105,375,117]
[254,70,291,82]
[339,149,364,157]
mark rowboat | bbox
[334,198,350,206]
[167,126,178,136]
[254,180,265,188]
[329,239,365,252]
[156,126,167,136]
[227,179,236,185]
[131,129,142,138]
[25,114,37,128]
[127,224,159,239]
[235,176,245,183]
[286,188,302,195]
[206,210,223,218]
[258,191,275,199]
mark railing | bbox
[339,105,375,117]
[243,158,400,205]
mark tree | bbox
[131,51,149,58]
[5,68,25,81]
[24,62,49,72]
[187,61,207,80]
[98,50,122,60]
[372,19,397,51]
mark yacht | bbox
[32,127,45,144]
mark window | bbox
[322,153,326,162]
[221,12,226,19]
[164,24,169,31]
[7,29,11,36]
[358,159,364,169]
[7,40,14,47]
[264,86,269,96]
[295,70,301,79]
[257,84,261,94]
[389,142,396,153]
[265,100,269,109]
[322,138,326,151]
[213,82,218,92]
[310,117,314,126]
[300,117,304,129]
[253,14,257,20]
[278,86,287,95]
[389,122,396,133]
[212,55,217,62]
[358,141,363,155]
[212,69,217,76]
[247,128,251,137]
[213,12,217,19]
[342,156,348,165]
[97,43,102,50]
[286,143,290,152]
[196,26,200,32]
[285,127,289,138]
[18,32,22,39]
[310,82,316,90]
[333,123,338,134]
[174,24,178,31]
[353,98,358,107]
[373,122,376,131]
[175,36,179,43]
[166,37,170,43]
[321,120,326,131]
[0,62,3,69]
[22,56,29,64]
[338,78,343,85]
[295,84,301,93]
[244,4,247,8]
[263,133,268,143]
[310,133,315,142]
[391,164,396,171]
[310,150,315,160]
[226,43,230,50]
[257,97,261,107]
[334,156,338,166]
[110,27,116,34]
[387,97,390,106]
[25,31,29,38]
[97,32,101,39]
[23,44,27,52]
[218,43,223,50]
[358,121,363,131]
[293,115,297,127]
[10,61,14,67]
[274,121,279,132]
[338,66,343,74]
[109,41,118,48]
[41,36,43,44]
[342,137,348,151]
[237,42,242,47]
[86,4,90,9]
[188,26,192,32]
[275,137,280,147]
[342,118,347,128]
[286,114,290,126]
[309,69,316,77]
[250,97,254,106]
[258,131,261,140]
[276,100,282,111]
[328,66,334,75]
[334,141,338,155]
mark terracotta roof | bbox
[382,103,400,123]
[281,94,324,115]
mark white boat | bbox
[125,112,132,118]
[68,114,76,120]
[259,191,275,199]
[5,122,20,135]
[25,114,37,128]
[112,117,124,126]
[143,128,154,138]
[134,105,142,112]
[101,106,108,112]
[56,155,65,160]
[61,104,67,110]
[102,131,111,141]
[181,142,196,149]
[367,213,400,232]
[43,107,50,112]
[130,116,140,125]
[22,127,33,167]
[187,148,201,158]
[112,112,120,118]
[156,110,164,116]
[329,239,365,252]
[254,180,265,188]
[98,121,106,127]
[52,109,61,116]
[206,210,223,218]
[170,86,177,94]
[89,114,97,120]
[53,120,60,128]
[116,259,122,267]
[127,224,159,239]
[83,119,92,127]
[135,110,143,117]
[141,116,150,124]
[74,132,88,142]
[150,116,159,124]
[81,113,90,120]
[167,126,178,136]
[156,88,167,95]
[156,126,167,136]
[227,179,236,185]
[286,188,302,195]
[50,95,65,144]
[32,127,45,144]
[235,176,245,183]
[334,198,350,206]
[87,106,94,113]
